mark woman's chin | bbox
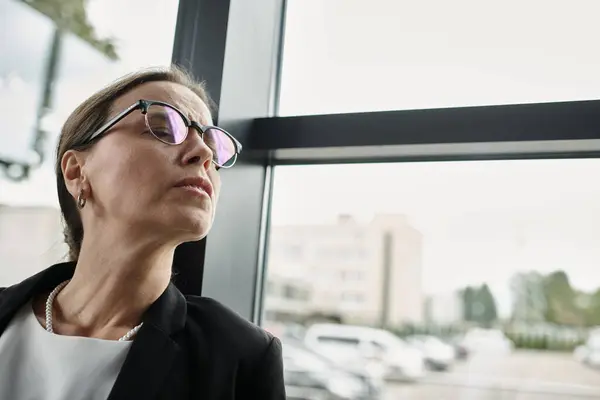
[155,206,214,242]
[170,228,210,245]
[174,217,213,242]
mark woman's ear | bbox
[61,150,87,199]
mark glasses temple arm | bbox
[86,102,141,142]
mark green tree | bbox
[583,289,600,326]
[542,271,583,326]
[461,284,498,326]
[478,284,498,326]
[461,286,474,321]
[20,0,118,59]
[509,270,600,327]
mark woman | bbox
[0,66,285,399]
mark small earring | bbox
[77,190,87,209]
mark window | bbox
[282,284,309,301]
[284,244,304,260]
[280,0,600,116]
[341,292,364,304]
[370,340,383,350]
[265,160,600,398]
[282,285,294,299]
[341,270,365,281]
[317,336,360,348]
[0,0,179,286]
[266,281,275,296]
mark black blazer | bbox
[0,262,286,399]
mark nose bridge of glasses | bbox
[185,121,214,157]
[188,121,213,149]
[189,121,205,136]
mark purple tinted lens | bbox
[146,105,187,144]
[203,128,236,167]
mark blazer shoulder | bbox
[0,286,11,313]
[184,296,275,355]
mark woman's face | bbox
[75,81,221,245]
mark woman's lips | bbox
[174,176,213,198]
[176,185,210,198]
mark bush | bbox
[505,331,583,352]
[393,324,585,353]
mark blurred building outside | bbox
[265,214,424,328]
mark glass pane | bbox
[0,0,179,286]
[265,160,600,399]
[280,0,600,116]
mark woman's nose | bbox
[181,128,213,169]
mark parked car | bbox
[283,339,382,400]
[405,335,455,371]
[575,330,600,369]
[460,328,514,355]
[445,335,469,360]
[304,323,425,382]
[574,344,589,363]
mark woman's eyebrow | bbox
[174,98,210,125]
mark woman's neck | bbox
[47,237,175,339]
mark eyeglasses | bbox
[86,99,242,169]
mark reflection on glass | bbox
[0,0,178,285]
[0,1,53,165]
[265,160,600,399]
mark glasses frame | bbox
[85,99,243,168]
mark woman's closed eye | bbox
[149,128,172,139]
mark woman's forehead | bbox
[111,81,212,124]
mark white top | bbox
[0,301,132,400]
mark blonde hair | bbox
[55,65,214,261]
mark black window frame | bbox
[171,0,600,325]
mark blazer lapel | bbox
[107,282,187,400]
[0,262,75,334]
[106,325,179,399]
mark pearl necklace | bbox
[45,280,143,342]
